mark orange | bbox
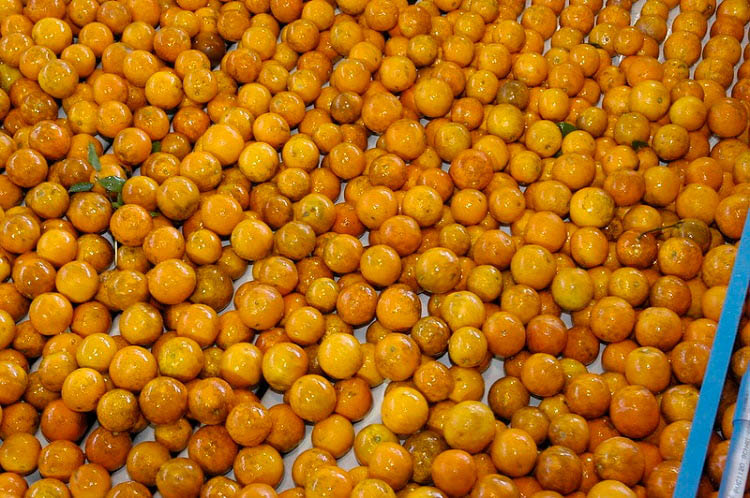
[432,449,477,496]
[381,386,429,435]
[490,428,537,477]
[289,374,336,423]
[368,442,413,490]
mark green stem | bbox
[638,222,682,239]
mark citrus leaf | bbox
[97,176,126,193]
[152,141,160,152]
[69,182,94,193]
[149,211,160,217]
[88,142,101,172]
[632,140,649,151]
[557,122,577,137]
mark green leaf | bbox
[111,200,123,210]
[97,176,126,193]
[69,182,94,193]
[151,141,160,153]
[632,140,649,151]
[149,211,160,217]
[557,122,577,137]
[88,142,101,172]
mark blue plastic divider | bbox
[719,368,750,497]
[675,211,750,497]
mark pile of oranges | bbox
[0,0,748,493]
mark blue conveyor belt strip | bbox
[719,368,750,497]
[676,210,750,497]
